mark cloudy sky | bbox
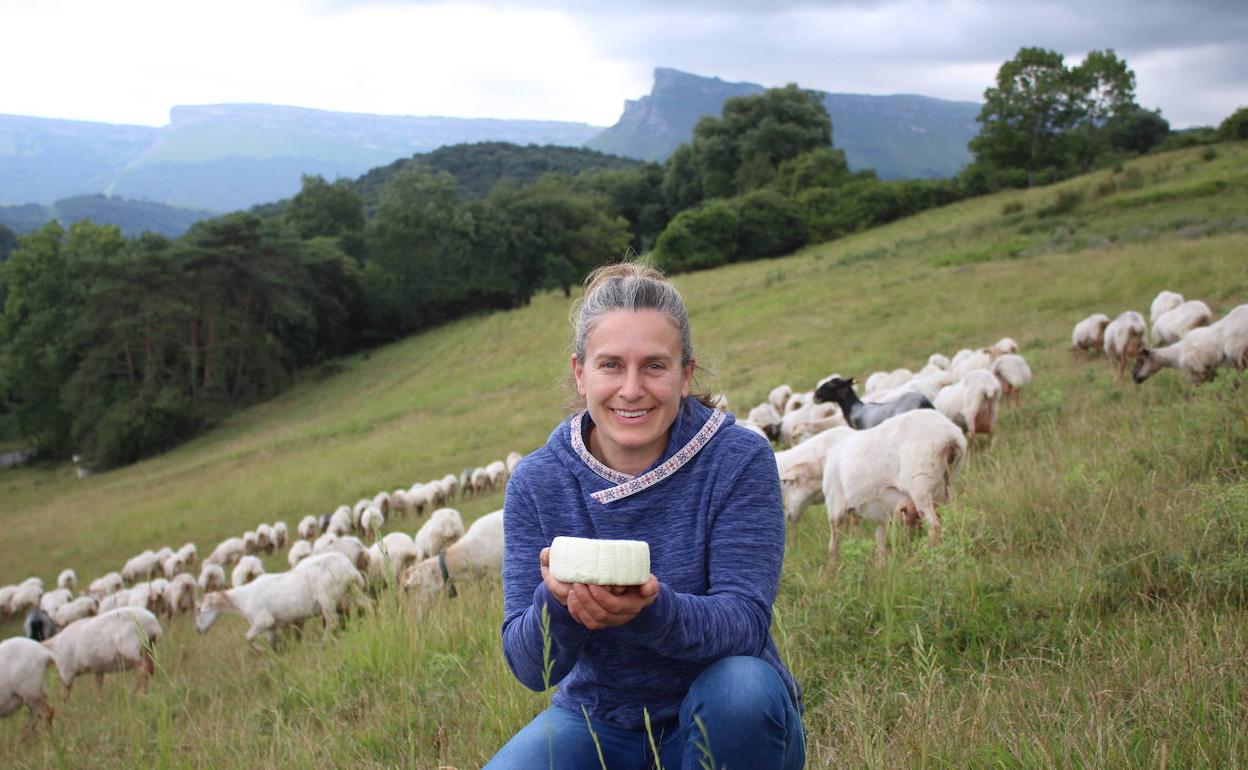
[3,0,1245,129]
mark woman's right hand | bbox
[539,547,574,606]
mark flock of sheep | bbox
[1072,290,1248,384]
[4,286,1243,739]
[0,453,522,736]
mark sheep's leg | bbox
[824,505,847,576]
[135,654,154,693]
[873,523,888,566]
[918,499,942,547]
[19,696,52,740]
[95,672,106,691]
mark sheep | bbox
[1220,304,1248,370]
[777,401,845,448]
[951,348,974,367]
[52,596,98,628]
[242,531,259,554]
[862,371,889,395]
[415,508,466,560]
[390,489,411,517]
[486,460,507,490]
[122,550,161,584]
[87,572,124,600]
[1071,313,1111,355]
[255,524,274,554]
[0,585,18,618]
[813,376,933,431]
[989,337,1019,357]
[360,506,385,541]
[328,506,353,537]
[1151,300,1212,347]
[297,515,318,540]
[0,637,57,737]
[403,510,504,599]
[935,369,1002,439]
[783,390,812,415]
[177,543,198,567]
[427,479,447,508]
[821,410,967,571]
[738,421,770,440]
[373,491,393,517]
[366,532,421,585]
[746,402,783,442]
[768,384,793,414]
[198,563,227,594]
[709,393,730,411]
[775,429,848,523]
[160,553,185,579]
[287,540,313,568]
[458,469,473,497]
[163,574,197,617]
[952,349,994,380]
[505,451,525,476]
[24,609,57,642]
[56,569,77,592]
[197,552,366,646]
[329,536,371,573]
[8,583,43,617]
[96,589,134,614]
[441,473,462,502]
[1150,290,1184,325]
[991,354,1033,401]
[876,368,916,393]
[38,589,73,616]
[408,484,433,516]
[1133,305,1248,384]
[1104,311,1147,380]
[271,521,289,550]
[42,607,162,694]
[154,546,175,565]
[927,353,951,371]
[232,555,265,588]
[206,537,247,567]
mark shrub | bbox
[652,200,739,273]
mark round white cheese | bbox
[548,536,650,586]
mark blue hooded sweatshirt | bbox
[500,396,799,730]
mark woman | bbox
[486,262,805,769]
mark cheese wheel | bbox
[548,536,650,585]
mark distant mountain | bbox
[0,105,605,212]
[0,195,218,238]
[585,68,981,180]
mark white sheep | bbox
[951,348,974,368]
[177,542,198,567]
[926,353,951,371]
[232,555,265,588]
[366,532,421,585]
[122,550,161,584]
[0,637,57,736]
[1151,300,1212,347]
[271,521,289,550]
[56,569,77,592]
[298,515,319,541]
[52,595,98,628]
[38,589,73,616]
[160,553,185,579]
[8,582,43,617]
[255,524,274,554]
[0,585,18,618]
[469,468,490,496]
[206,537,247,567]
[408,483,434,516]
[163,574,197,617]
[443,473,463,501]
[767,384,793,414]
[87,572,124,600]
[775,429,847,523]
[951,349,993,380]
[1134,304,1248,384]
[486,460,508,490]
[1071,313,1111,355]
[415,508,466,560]
[935,369,1002,439]
[1220,304,1248,370]
[403,510,503,599]
[862,371,888,395]
[313,533,370,572]
[991,354,1033,401]
[1149,290,1184,325]
[242,531,259,554]
[42,607,162,694]
[198,563,226,594]
[778,401,845,448]
[506,451,525,476]
[197,552,366,645]
[373,491,393,517]
[328,506,353,537]
[989,337,1019,357]
[390,489,411,517]
[821,410,967,570]
[287,540,313,568]
[783,390,812,416]
[360,506,385,541]
[1104,310,1147,380]
[746,401,783,443]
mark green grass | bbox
[3,142,1248,768]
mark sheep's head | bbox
[1132,349,1161,384]
[195,593,227,634]
[401,559,445,600]
[814,377,854,405]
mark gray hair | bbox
[571,262,693,367]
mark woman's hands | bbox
[540,547,660,630]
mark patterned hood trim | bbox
[570,409,729,504]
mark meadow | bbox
[2,142,1247,768]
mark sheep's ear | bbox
[846,377,855,386]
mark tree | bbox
[0,224,17,263]
[1219,106,1248,141]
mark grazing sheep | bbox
[737,421,769,440]
[287,540,313,569]
[1220,304,1248,370]
[486,460,508,490]
[255,524,274,554]
[390,489,411,517]
[328,506,353,537]
[197,553,366,646]
[470,468,490,496]
[1150,290,1184,325]
[56,570,77,592]
[0,637,57,737]
[1134,305,1248,383]
[408,484,433,517]
[38,589,73,616]
[372,491,393,517]
[441,473,462,502]
[952,350,994,380]
[415,508,466,560]
[1104,311,1147,380]
[821,410,967,570]
[87,572,124,600]
[935,369,1002,439]
[232,556,265,588]
[862,371,889,395]
[198,563,227,594]
[0,585,18,618]
[775,429,847,523]
[505,451,525,476]
[927,353,951,371]
[298,515,319,541]
[360,506,385,541]
[52,596,98,628]
[8,583,43,617]
[42,607,162,694]
[366,533,421,585]
[122,551,161,584]
[458,469,473,497]
[746,402,783,443]
[403,510,504,599]
[242,531,259,555]
[990,337,1019,357]
[991,354,1033,401]
[271,521,289,550]
[177,543,198,567]
[206,537,247,567]
[783,391,812,416]
[1071,313,1111,355]
[163,575,197,617]
[1151,300,1213,347]
[767,384,793,414]
[814,376,933,430]
[161,553,185,579]
[24,609,57,642]
[778,401,845,448]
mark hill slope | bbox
[586,67,981,178]
[1,143,1246,767]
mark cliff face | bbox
[585,68,981,179]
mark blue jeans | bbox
[483,656,805,769]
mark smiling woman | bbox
[487,262,806,769]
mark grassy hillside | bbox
[2,142,1247,768]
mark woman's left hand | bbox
[566,576,660,630]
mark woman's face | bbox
[572,309,694,474]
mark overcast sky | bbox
[3,0,1245,129]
